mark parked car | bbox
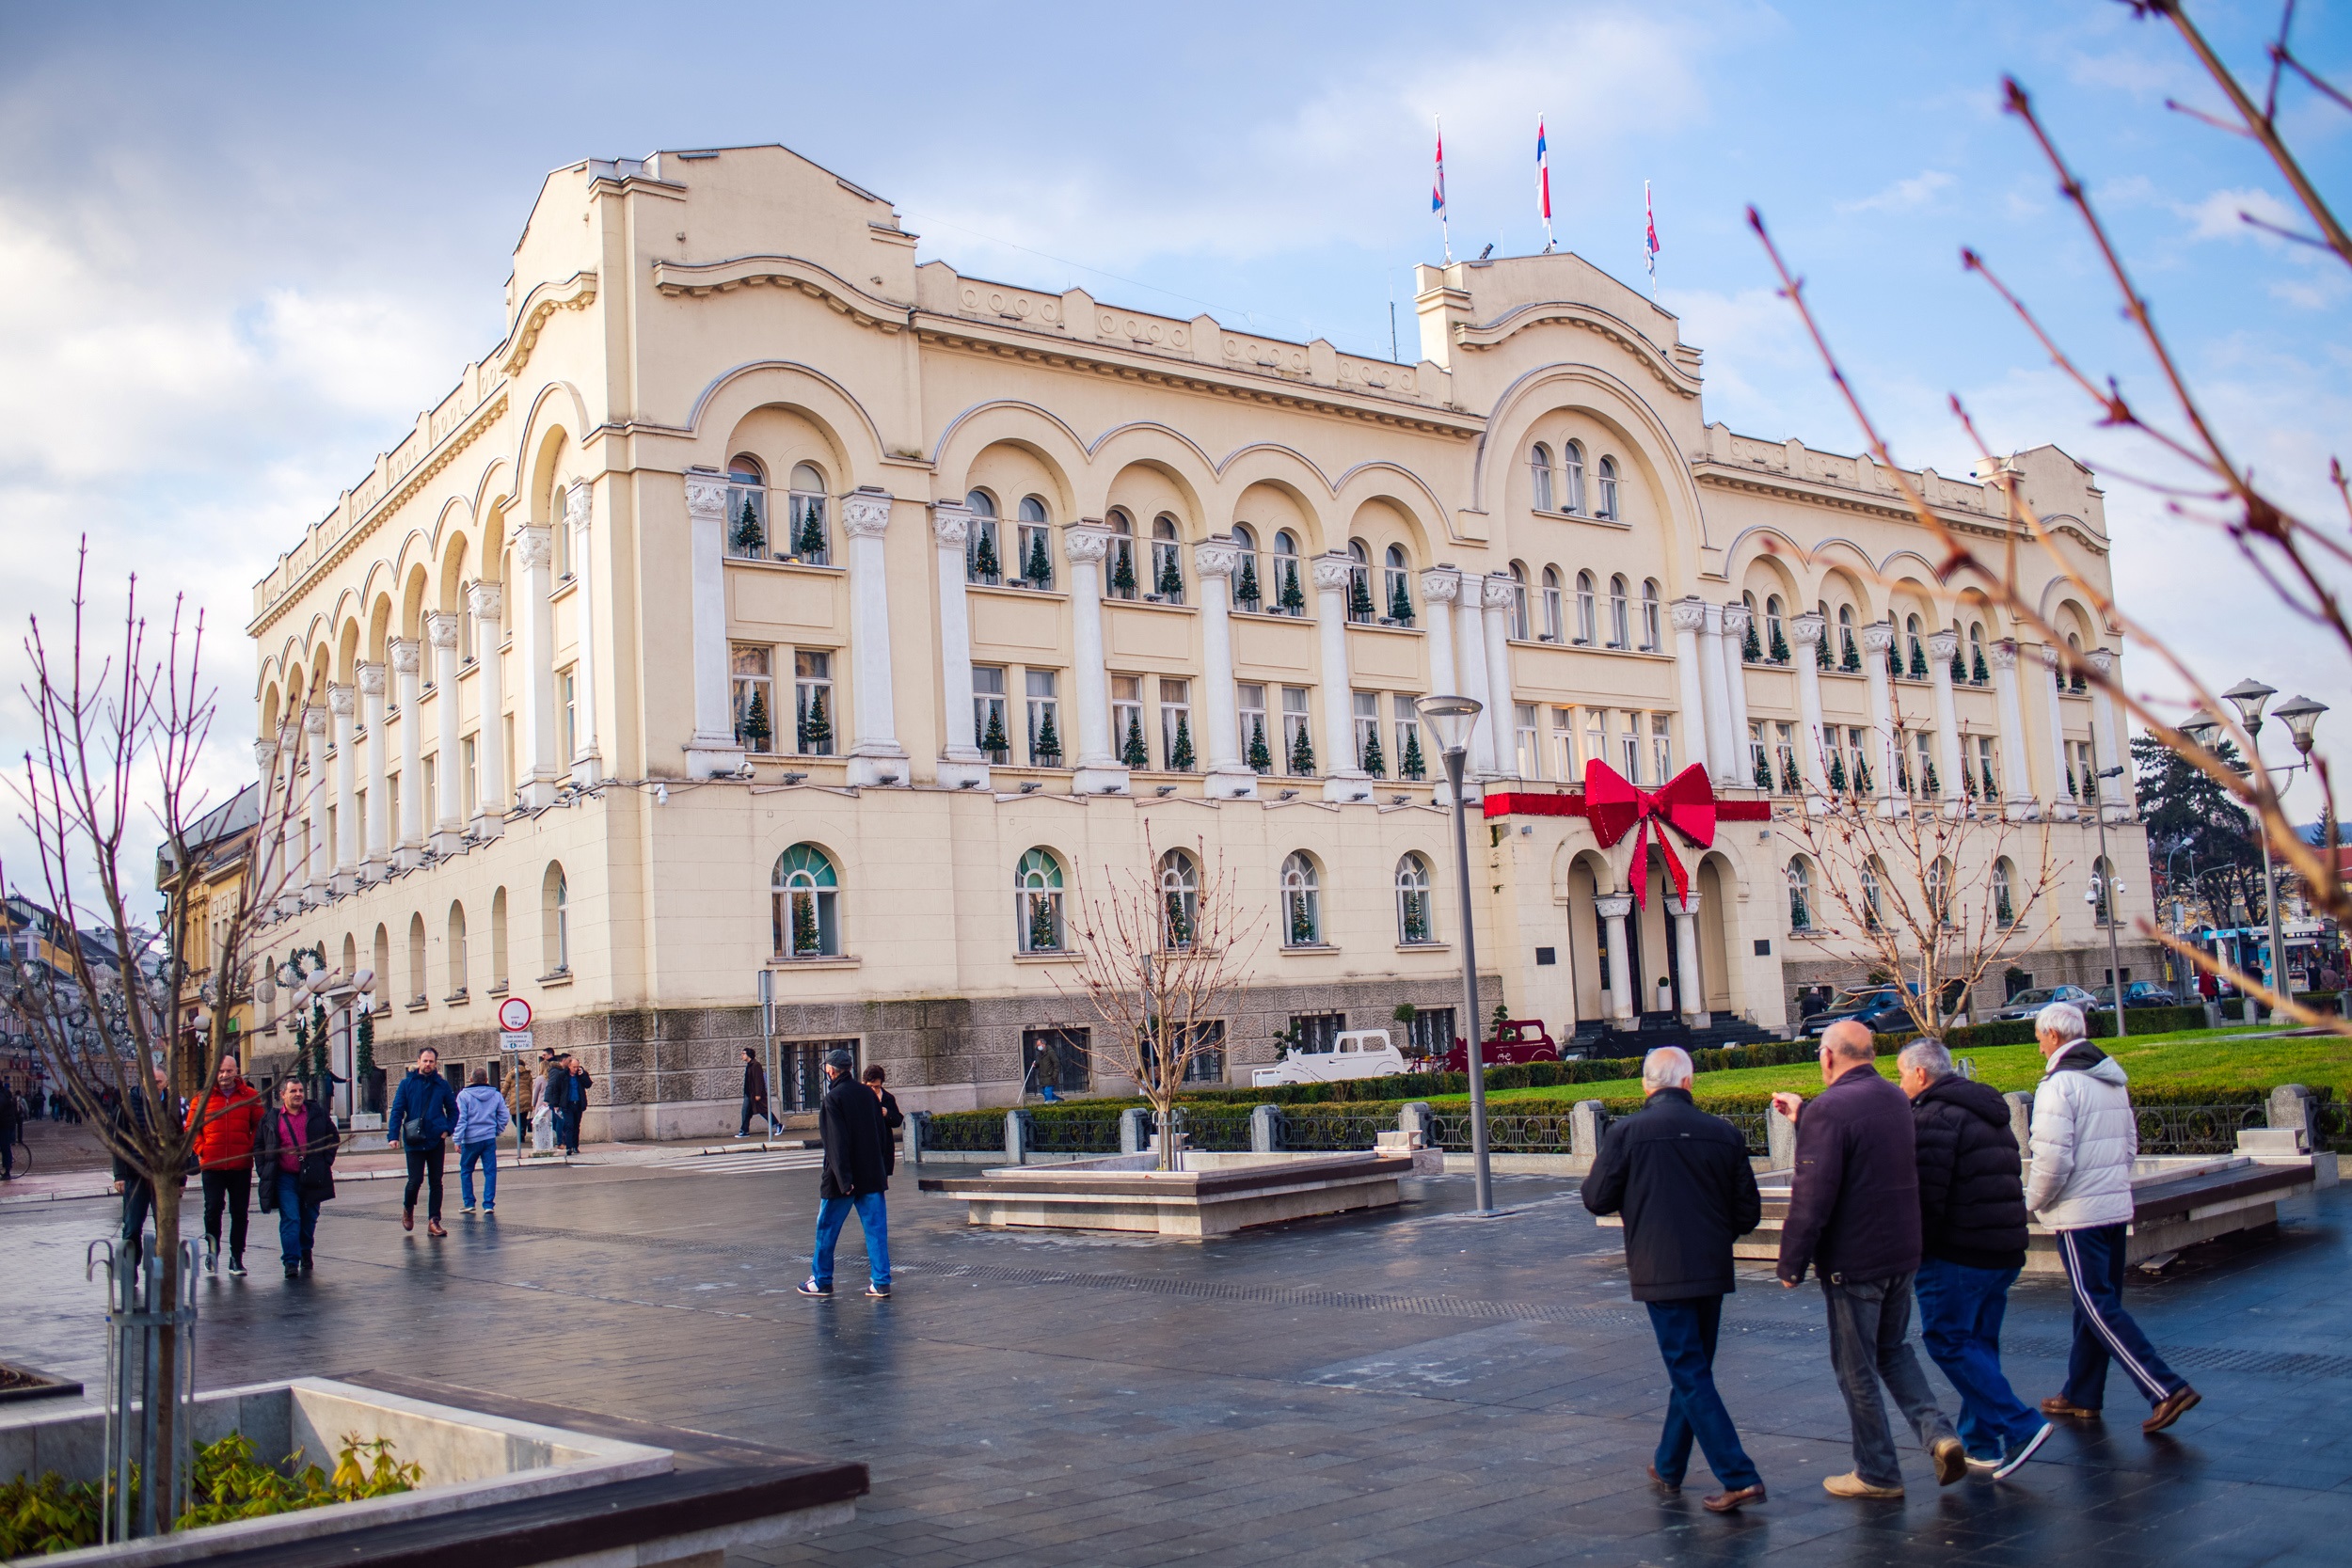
[2122,981,2181,1007]
[1252,1029,1408,1087]
[1986,983,2101,1022]
[1797,987,1915,1038]
[1418,1019,1561,1074]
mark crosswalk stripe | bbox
[648,1150,826,1174]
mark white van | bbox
[1251,1029,1408,1087]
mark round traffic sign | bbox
[497,996,533,1033]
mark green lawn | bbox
[1425,1027,2349,1106]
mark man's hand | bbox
[1770,1091,1804,1122]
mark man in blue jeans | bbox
[1583,1047,1769,1513]
[799,1050,891,1299]
[453,1067,511,1215]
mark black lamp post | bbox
[1416,694,1494,1214]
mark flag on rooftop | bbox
[1645,180,1660,296]
[1433,117,1451,261]
[1536,116,1553,253]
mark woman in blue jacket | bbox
[387,1046,458,1237]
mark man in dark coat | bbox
[386,1046,458,1236]
[863,1065,904,1175]
[254,1076,339,1279]
[1772,1020,1963,1498]
[799,1050,890,1299]
[1583,1047,1768,1513]
[1899,1038,2050,1480]
[739,1048,773,1140]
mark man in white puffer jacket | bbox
[2025,1003,2201,1435]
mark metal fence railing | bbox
[1177,1108,1256,1153]
[1025,1117,1123,1156]
[2136,1103,2265,1156]
[1721,1112,1770,1157]
[1278,1112,1397,1152]
[924,1115,1006,1153]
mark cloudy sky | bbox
[1,0,2345,894]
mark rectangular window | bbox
[1288,1012,1346,1056]
[1621,713,1642,783]
[1977,734,1999,796]
[1346,557,1374,624]
[1109,532,1138,602]
[423,756,437,821]
[1022,1027,1089,1094]
[1281,686,1313,775]
[1112,674,1144,765]
[1516,703,1542,780]
[794,650,834,756]
[1178,1020,1225,1083]
[1586,710,1608,775]
[1354,692,1383,775]
[1542,580,1564,641]
[1651,713,1673,784]
[1916,731,1936,795]
[1553,706,1579,780]
[1158,677,1193,771]
[461,736,478,815]
[1775,721,1798,790]
[560,671,577,762]
[1238,682,1269,773]
[1394,694,1424,781]
[1748,721,1767,786]
[731,644,775,753]
[974,665,1009,762]
[1025,669,1062,765]
[1405,1007,1454,1058]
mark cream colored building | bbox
[244,145,2154,1134]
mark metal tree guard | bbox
[87,1238,200,1541]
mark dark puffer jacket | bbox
[1912,1074,2030,1271]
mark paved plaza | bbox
[4,1153,2348,1566]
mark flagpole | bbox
[1436,115,1451,263]
[1538,114,1554,255]
[1645,179,1659,300]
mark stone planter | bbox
[919,1151,1419,1237]
[0,1372,864,1566]
[0,1360,82,1405]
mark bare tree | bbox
[1060,831,1264,1170]
[1746,0,2352,1037]
[2,544,296,1534]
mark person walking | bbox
[1583,1046,1768,1513]
[454,1067,511,1215]
[1772,1020,1965,1498]
[254,1076,338,1278]
[191,1053,263,1276]
[532,1052,560,1152]
[386,1046,457,1237]
[0,1077,19,1180]
[739,1048,774,1140]
[799,1050,890,1299]
[111,1067,182,1271]
[862,1065,903,1174]
[2026,1002,2201,1433]
[564,1055,592,1155]
[1899,1038,2051,1479]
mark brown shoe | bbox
[2040,1395,2099,1420]
[2142,1386,2201,1434]
[401,1208,414,1233]
[426,1219,447,1238]
[1646,1464,1679,1495]
[1703,1483,1767,1514]
[1931,1436,1967,1486]
[1822,1472,1904,1499]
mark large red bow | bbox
[1583,760,1718,909]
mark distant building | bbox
[155,782,265,1069]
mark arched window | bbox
[1508,562,1531,640]
[1541,567,1564,641]
[1281,851,1322,947]
[1395,853,1435,944]
[1766,594,1787,659]
[1383,544,1413,625]
[1641,579,1661,651]
[1787,858,1815,931]
[447,900,469,996]
[1967,621,1987,683]
[1107,509,1138,600]
[1993,857,2016,927]
[1861,858,1883,930]
[787,462,829,564]
[1563,442,1587,513]
[1530,442,1555,512]
[373,923,390,995]
[1272,530,1303,616]
[1158,848,1199,948]
[1014,495,1052,589]
[543,863,569,974]
[771,844,841,958]
[407,911,427,1006]
[1929,857,1956,926]
[1151,515,1185,603]
[1609,575,1630,649]
[1905,612,1925,676]
[724,455,768,560]
[1232,523,1262,610]
[1346,539,1374,624]
[964,489,1002,585]
[1597,455,1620,519]
[1015,847,1064,954]
[1575,570,1597,644]
[490,886,509,990]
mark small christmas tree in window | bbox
[1402,892,1426,943]
[2066,767,2079,800]
[1279,559,1305,613]
[792,892,821,957]
[730,495,766,556]
[1389,577,1414,624]
[1290,894,1316,946]
[1235,553,1260,609]
[1033,705,1061,762]
[1950,643,1967,683]
[1971,647,1990,685]
[740,689,771,753]
[799,689,832,754]
[1769,622,1791,663]
[1780,754,1802,794]
[1247,715,1273,773]
[1401,728,1425,781]
[1754,752,1773,791]
[1156,549,1183,597]
[1348,571,1375,621]
[1854,755,1872,795]
[795,499,827,560]
[1980,760,1997,799]
[356,1006,374,1081]
[1023,529,1050,586]
[972,526,1000,581]
[1816,632,1834,669]
[1120,709,1149,768]
[1885,641,1901,678]
[1963,760,1979,800]
[1827,752,1848,794]
[1111,541,1136,595]
[1168,714,1195,770]
[1840,630,1861,672]
[1909,642,1929,679]
[1027,894,1057,953]
[1360,725,1386,778]
[1164,893,1191,947]
[981,705,1009,756]
[1924,760,1939,795]
[1289,724,1316,775]
[1743,621,1763,662]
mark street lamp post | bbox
[1417,695,1494,1215]
[2187,684,2328,1021]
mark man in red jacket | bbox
[190,1052,263,1276]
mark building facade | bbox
[244,145,2155,1134]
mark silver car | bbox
[1988,983,2100,1022]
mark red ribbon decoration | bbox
[1582,759,1719,909]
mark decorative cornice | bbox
[1480,573,1518,610]
[1310,554,1355,594]
[326,683,355,718]
[1722,603,1752,634]
[652,254,908,335]
[1691,461,2044,545]
[515,525,555,570]
[930,501,973,548]
[388,637,421,674]
[683,469,730,521]
[466,580,503,620]
[1990,639,2018,672]
[839,488,894,539]
[424,611,460,650]
[1452,300,1703,400]
[356,661,387,697]
[564,480,593,532]
[1418,568,1461,605]
[497,270,598,378]
[1193,536,1242,578]
[1668,598,1707,633]
[1862,621,1896,652]
[1063,520,1112,562]
[1790,610,1826,646]
[1927,629,1959,659]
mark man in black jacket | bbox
[1772,1021,1964,1499]
[1583,1047,1768,1513]
[739,1048,773,1140]
[799,1051,890,1299]
[1900,1038,2052,1480]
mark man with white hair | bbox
[2026,1001,2201,1433]
[1583,1046,1767,1513]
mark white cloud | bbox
[2180,185,2304,245]
[1838,169,1955,215]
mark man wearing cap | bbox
[800,1049,891,1299]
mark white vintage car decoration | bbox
[1252,1029,1407,1087]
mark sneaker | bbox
[484,1204,495,1213]
[1993,1422,2055,1480]
[2143,1386,2201,1435]
[866,1283,891,1299]
[227,1255,246,1277]
[459,1204,475,1215]
[1931,1436,1967,1487]
[283,1261,300,1280]
[795,1279,833,1298]
[1821,1472,1904,1499]
[734,1132,750,1139]
[299,1255,313,1275]
[1964,1451,2002,1473]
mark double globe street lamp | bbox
[2183,682,2327,1020]
[1415,694,1496,1215]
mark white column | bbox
[1721,603,1756,787]
[1862,622,1898,806]
[839,489,906,787]
[930,501,989,790]
[389,638,423,864]
[1699,603,1736,783]
[467,581,507,832]
[425,611,465,850]
[1990,639,2034,816]
[1193,537,1256,799]
[1311,554,1370,802]
[513,526,557,808]
[1454,573,1494,778]
[1597,894,1636,1026]
[1669,893,1708,1027]
[277,722,305,912]
[1669,598,1713,781]
[2039,645,2077,819]
[2089,648,2129,821]
[564,481,602,785]
[250,736,283,911]
[303,705,331,891]
[1419,569,1461,696]
[358,661,389,876]
[1480,574,1518,778]
[1790,611,1831,808]
[681,468,745,779]
[327,682,359,888]
[1063,522,1125,795]
[1927,629,1965,811]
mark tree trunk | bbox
[149,1177,183,1534]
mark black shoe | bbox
[795,1278,832,1298]
[227,1255,246,1277]
[299,1255,313,1275]
[284,1262,300,1279]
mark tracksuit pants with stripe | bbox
[2058,1223,2185,1409]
